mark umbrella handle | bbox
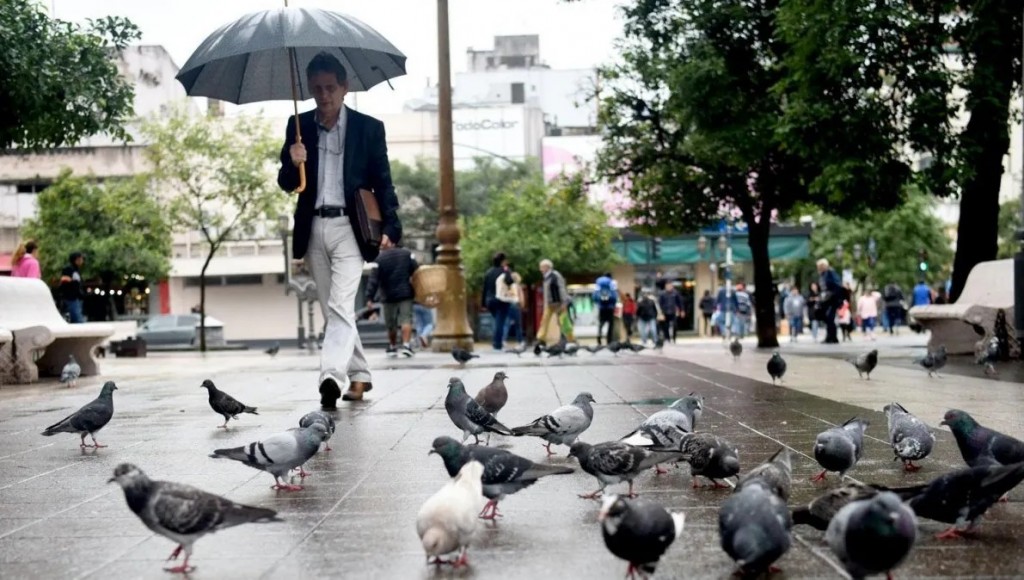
[297,161,306,194]
[288,45,306,194]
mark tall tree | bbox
[592,0,908,347]
[774,0,1022,301]
[142,106,286,351]
[21,170,172,318]
[461,173,619,293]
[0,2,139,149]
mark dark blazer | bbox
[277,107,402,262]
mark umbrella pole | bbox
[287,46,306,194]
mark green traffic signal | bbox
[919,261,928,272]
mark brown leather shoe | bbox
[342,381,372,401]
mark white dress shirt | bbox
[316,108,347,209]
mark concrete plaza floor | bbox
[1,334,1023,579]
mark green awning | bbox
[614,235,810,265]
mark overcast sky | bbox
[52,0,625,118]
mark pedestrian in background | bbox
[365,244,419,358]
[698,289,716,336]
[10,240,41,279]
[621,292,637,339]
[882,281,905,335]
[731,282,753,339]
[783,285,805,342]
[412,302,434,348]
[498,263,525,347]
[538,259,571,343]
[912,279,933,307]
[482,252,512,351]
[806,282,821,341]
[857,290,879,341]
[59,252,86,323]
[593,272,619,345]
[658,282,684,343]
[817,258,842,344]
[636,290,659,345]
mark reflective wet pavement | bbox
[1,344,1023,579]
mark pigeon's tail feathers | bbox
[791,506,828,531]
[522,464,575,478]
[722,454,741,473]
[640,450,684,470]
[41,416,74,436]
[981,462,1024,494]
[210,446,251,462]
[671,512,686,537]
[511,417,554,437]
[620,429,653,447]
[223,503,282,527]
[882,483,930,502]
[486,419,514,436]
[243,406,259,415]
[420,526,449,556]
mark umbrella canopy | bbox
[175,7,407,104]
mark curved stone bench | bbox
[909,259,1016,356]
[0,277,114,384]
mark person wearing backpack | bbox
[593,272,619,345]
[882,281,905,335]
[732,283,753,339]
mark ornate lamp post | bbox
[431,0,474,351]
[718,231,733,337]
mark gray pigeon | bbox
[915,345,947,378]
[719,479,792,577]
[41,381,117,448]
[60,355,81,388]
[511,392,595,455]
[506,343,529,357]
[430,436,574,519]
[826,492,917,580]
[299,410,336,452]
[849,349,879,379]
[620,394,704,473]
[444,377,512,444]
[451,347,478,366]
[679,432,741,489]
[474,371,509,445]
[210,423,329,491]
[729,337,742,360]
[812,417,868,482]
[109,463,280,573]
[885,402,934,472]
[889,461,1024,539]
[200,379,258,429]
[792,481,884,531]
[941,409,1024,468]
[417,461,485,568]
[584,344,606,354]
[568,441,680,499]
[599,494,685,579]
[736,447,792,501]
[766,351,786,385]
[565,342,581,356]
[264,341,280,357]
[976,336,1000,375]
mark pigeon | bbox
[736,447,792,501]
[826,492,917,580]
[511,392,595,455]
[679,432,741,489]
[264,341,280,357]
[60,354,81,388]
[620,394,704,473]
[792,481,885,531]
[599,495,685,579]
[729,338,742,360]
[889,461,1024,539]
[109,463,281,573]
[41,381,117,448]
[941,409,1024,468]
[976,336,1000,375]
[451,347,478,366]
[914,345,947,378]
[506,343,529,357]
[584,344,606,355]
[200,379,258,429]
[849,349,879,379]
[885,402,934,472]
[766,351,786,385]
[429,436,574,519]
[626,341,646,353]
[534,342,545,357]
[564,343,581,356]
[607,341,625,355]
[444,377,512,444]
[811,417,869,482]
[545,338,568,358]
[473,371,509,416]
[719,478,792,577]
[568,441,680,499]
[416,460,485,568]
[298,410,336,452]
[209,423,329,491]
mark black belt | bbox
[313,206,347,218]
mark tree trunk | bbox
[949,2,1018,301]
[199,249,216,353]
[748,219,780,348]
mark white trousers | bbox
[306,217,371,389]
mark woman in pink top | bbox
[10,240,41,279]
[857,290,879,340]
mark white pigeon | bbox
[416,461,485,568]
[60,355,81,388]
[210,423,329,491]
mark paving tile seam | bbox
[0,489,114,541]
[0,443,55,462]
[0,439,149,491]
[75,535,153,580]
[792,532,849,579]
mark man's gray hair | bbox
[816,258,830,268]
[539,259,553,269]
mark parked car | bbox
[137,314,226,346]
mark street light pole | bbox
[432,0,474,352]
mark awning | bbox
[613,234,810,265]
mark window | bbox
[16,183,49,194]
[511,82,525,104]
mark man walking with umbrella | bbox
[278,52,402,407]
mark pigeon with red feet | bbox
[885,402,934,472]
[417,461,485,568]
[41,381,117,449]
[826,492,917,580]
[719,478,792,578]
[599,494,685,579]
[511,392,595,456]
[569,441,679,500]
[736,447,792,502]
[941,409,1024,468]
[200,379,258,429]
[679,432,740,489]
[209,423,328,491]
[811,417,868,482]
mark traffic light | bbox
[918,248,928,272]
[651,237,662,261]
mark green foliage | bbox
[781,193,954,292]
[0,2,140,149]
[142,104,285,350]
[392,156,542,237]
[461,173,619,292]
[21,170,171,284]
[998,198,1022,259]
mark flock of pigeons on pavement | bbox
[33,337,1020,578]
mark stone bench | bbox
[908,259,1016,356]
[0,277,114,384]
